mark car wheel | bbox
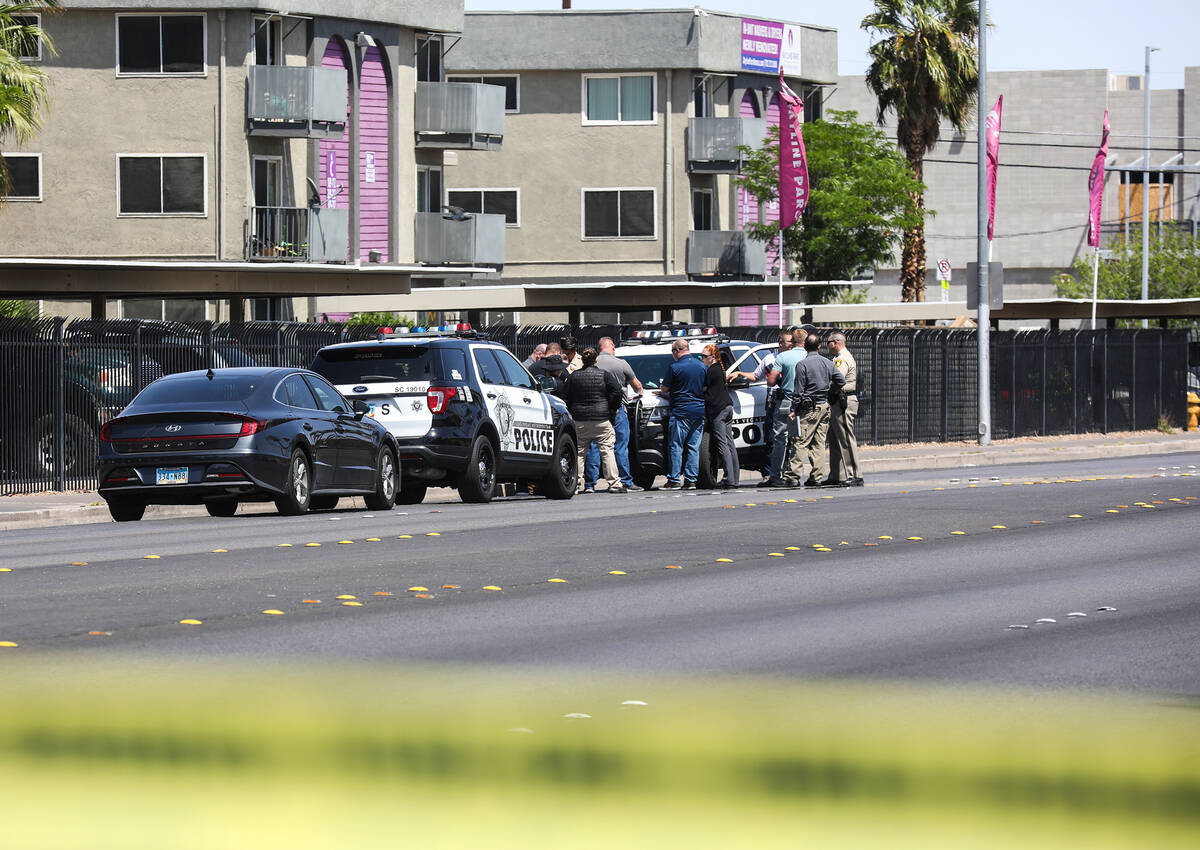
[107,497,145,522]
[539,433,576,500]
[31,413,96,480]
[310,495,339,511]
[396,482,428,505]
[205,498,239,518]
[363,446,397,511]
[458,435,497,503]
[275,448,312,515]
[696,430,721,490]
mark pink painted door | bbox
[358,46,389,262]
[319,40,351,261]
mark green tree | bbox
[863,0,979,302]
[1,2,57,198]
[736,111,924,302]
[345,311,416,331]
[0,298,38,319]
[1055,229,1200,327]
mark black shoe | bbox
[848,477,865,487]
[682,481,696,490]
[624,483,644,492]
[721,481,738,490]
[767,479,791,488]
[820,479,848,488]
[756,478,777,488]
[661,481,682,490]
[802,479,823,488]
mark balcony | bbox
[686,231,766,279]
[245,207,349,263]
[414,212,505,267]
[246,66,347,138]
[415,82,504,150]
[686,117,768,173]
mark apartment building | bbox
[432,8,838,324]
[0,0,507,321]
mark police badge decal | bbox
[494,393,516,448]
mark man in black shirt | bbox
[789,334,845,487]
[562,347,624,494]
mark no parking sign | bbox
[936,258,952,302]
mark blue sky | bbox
[463,1,1198,87]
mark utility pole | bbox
[976,0,991,445]
[1140,46,1158,329]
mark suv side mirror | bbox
[536,375,558,393]
[352,399,370,419]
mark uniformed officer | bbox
[733,329,792,479]
[823,332,863,487]
[788,334,845,487]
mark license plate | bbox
[156,467,188,485]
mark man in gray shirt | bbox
[788,333,845,487]
[583,336,645,492]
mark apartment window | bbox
[253,15,282,66]
[446,75,519,112]
[118,155,206,215]
[804,87,823,123]
[416,166,442,213]
[117,14,205,75]
[1,153,42,200]
[12,14,42,61]
[693,76,713,118]
[583,73,655,124]
[582,188,655,239]
[416,35,442,82]
[692,189,713,231]
[447,189,519,226]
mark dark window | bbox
[276,374,318,409]
[12,14,41,61]
[304,376,348,413]
[118,15,204,75]
[473,348,506,385]
[446,189,518,225]
[416,35,442,82]
[134,375,261,405]
[119,156,205,214]
[493,348,535,389]
[253,16,281,66]
[2,155,40,200]
[447,75,518,111]
[434,348,468,383]
[624,354,677,390]
[310,346,434,384]
[692,190,713,231]
[584,189,654,238]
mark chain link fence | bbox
[0,319,1189,495]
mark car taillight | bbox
[99,421,116,442]
[427,386,458,414]
[237,418,265,437]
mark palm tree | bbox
[1,2,57,198]
[863,0,978,302]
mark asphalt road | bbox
[3,453,1198,697]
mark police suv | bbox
[616,326,777,488]
[310,328,577,504]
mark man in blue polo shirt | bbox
[761,328,808,487]
[657,338,707,490]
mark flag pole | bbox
[1090,248,1100,328]
[778,231,784,329]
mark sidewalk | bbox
[3,429,1198,530]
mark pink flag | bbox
[1087,111,1111,247]
[777,66,809,230]
[985,95,1003,241]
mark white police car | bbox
[616,326,777,488]
[309,327,577,504]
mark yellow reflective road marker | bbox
[815,547,832,552]
[305,543,321,547]
[336,594,356,600]
[1169,498,1183,502]
[951,531,966,535]
[87,631,111,636]
[0,641,18,647]
[301,599,321,604]
[716,558,733,563]
[785,546,802,551]
[426,532,441,537]
[878,535,892,540]
[783,498,798,503]
[442,584,461,590]
[211,549,227,554]
[768,552,785,557]
[277,543,292,547]
[1106,509,1120,513]
[907,537,923,541]
[342,601,363,607]
[143,555,161,560]
[408,586,429,593]
[178,619,202,626]
[1069,514,1083,519]
[337,540,354,545]
[1031,520,1045,524]
[665,565,682,570]
[374,592,392,597]
[934,487,944,491]
[413,593,433,599]
[0,567,12,572]
[397,534,413,539]
[366,538,381,543]
[992,525,1007,529]
[811,544,826,549]
[548,578,567,583]
[262,610,284,616]
[608,570,627,576]
[70,562,88,566]
[840,541,850,546]
[483,585,502,591]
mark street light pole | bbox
[976,0,990,445]
[1141,45,1158,328]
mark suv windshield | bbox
[625,352,703,389]
[311,346,434,384]
[134,375,261,405]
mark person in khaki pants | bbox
[562,348,624,494]
[824,332,863,486]
[788,334,844,487]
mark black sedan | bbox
[97,368,399,521]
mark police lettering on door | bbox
[510,422,554,455]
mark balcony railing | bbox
[414,212,506,266]
[246,207,349,263]
[686,117,768,172]
[415,82,504,150]
[246,66,347,138]
[686,231,766,279]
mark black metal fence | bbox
[0,319,1190,496]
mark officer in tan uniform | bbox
[823,332,863,487]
